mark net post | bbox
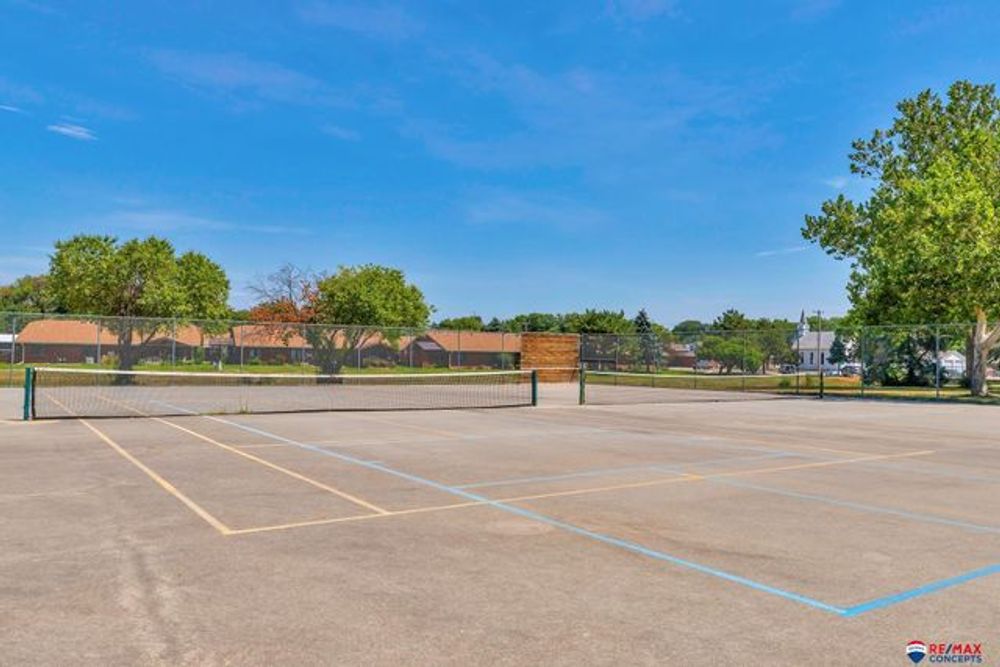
[578,363,586,405]
[530,369,539,407]
[22,366,34,421]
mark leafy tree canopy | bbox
[435,315,484,331]
[48,235,229,321]
[711,309,753,331]
[562,309,635,334]
[0,274,59,313]
[802,80,1000,394]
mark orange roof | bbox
[232,324,402,350]
[17,319,203,346]
[423,331,521,353]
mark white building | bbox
[935,350,966,378]
[794,318,839,373]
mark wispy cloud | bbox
[897,5,968,36]
[0,104,24,114]
[46,122,96,141]
[463,189,609,231]
[321,124,361,141]
[755,245,809,258]
[605,0,678,22]
[790,0,841,21]
[405,52,780,174]
[823,176,848,189]
[295,1,422,40]
[149,50,343,108]
[95,208,309,236]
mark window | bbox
[809,352,814,364]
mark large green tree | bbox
[250,263,431,373]
[0,274,59,314]
[48,235,230,370]
[803,81,1000,395]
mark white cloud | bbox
[321,124,360,141]
[149,50,343,108]
[755,245,809,258]
[463,190,609,231]
[95,208,308,236]
[296,1,422,39]
[0,104,24,114]
[823,176,848,190]
[46,122,96,141]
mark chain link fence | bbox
[580,321,1000,403]
[1,312,523,387]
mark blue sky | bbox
[2,1,998,324]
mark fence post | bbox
[934,325,941,400]
[96,318,102,365]
[816,311,824,399]
[457,330,462,369]
[171,318,177,368]
[860,327,866,399]
[531,369,538,407]
[795,326,801,396]
[578,363,586,405]
[8,314,16,385]
[742,332,747,392]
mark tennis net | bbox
[579,370,819,406]
[24,367,537,419]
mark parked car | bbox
[840,363,862,376]
[779,364,798,374]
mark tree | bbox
[672,320,704,343]
[803,81,1000,396]
[562,309,635,334]
[827,334,848,366]
[48,235,230,370]
[752,318,798,372]
[250,263,431,373]
[633,309,659,372]
[711,309,752,332]
[0,274,59,313]
[435,315,484,331]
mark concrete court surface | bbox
[3,392,1000,665]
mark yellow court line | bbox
[228,448,937,536]
[228,499,486,535]
[78,419,232,535]
[348,410,467,439]
[154,417,390,515]
[478,408,878,458]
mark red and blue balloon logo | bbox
[906,640,928,664]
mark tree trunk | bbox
[969,308,1000,397]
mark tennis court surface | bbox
[4,384,1000,664]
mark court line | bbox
[667,475,1000,535]
[842,563,1000,617]
[77,419,232,535]
[199,414,849,614]
[457,452,790,490]
[82,394,391,516]
[152,417,390,515]
[228,500,485,535]
[475,408,878,457]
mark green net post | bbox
[530,370,539,407]
[578,364,586,405]
[22,367,34,421]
